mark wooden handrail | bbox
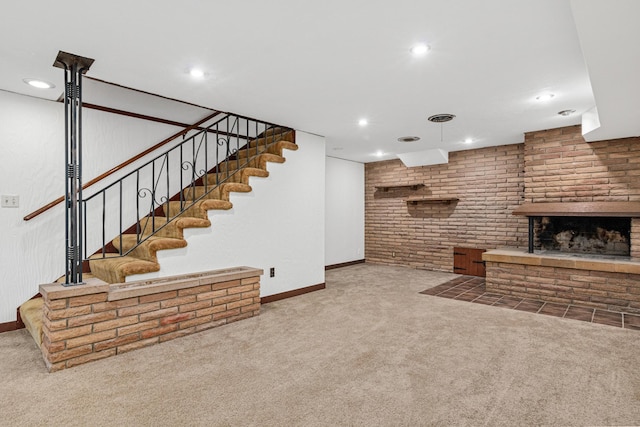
[23,111,222,221]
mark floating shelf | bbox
[405,197,459,205]
[375,183,424,191]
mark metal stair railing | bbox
[83,114,292,262]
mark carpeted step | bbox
[235,141,298,161]
[112,235,187,263]
[202,167,270,187]
[163,199,233,218]
[247,129,295,149]
[138,216,211,239]
[89,254,160,284]
[216,153,286,174]
[182,182,252,202]
[19,298,44,349]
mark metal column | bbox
[528,217,535,253]
[53,51,95,286]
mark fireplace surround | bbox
[484,202,640,313]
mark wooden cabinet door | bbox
[453,247,486,277]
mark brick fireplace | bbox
[484,126,640,313]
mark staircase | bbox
[18,122,297,352]
[89,128,297,284]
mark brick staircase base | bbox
[38,266,262,372]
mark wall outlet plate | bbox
[1,195,19,208]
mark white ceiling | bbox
[1,0,639,163]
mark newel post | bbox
[53,51,95,286]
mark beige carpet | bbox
[1,264,639,426]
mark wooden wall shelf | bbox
[375,183,424,192]
[405,197,459,205]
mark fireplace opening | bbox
[534,216,630,256]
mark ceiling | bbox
[2,0,639,164]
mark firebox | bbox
[512,202,640,258]
[534,216,630,256]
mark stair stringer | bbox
[127,131,326,299]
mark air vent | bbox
[397,136,421,143]
[427,114,456,123]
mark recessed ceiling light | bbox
[23,78,55,89]
[374,150,384,157]
[410,43,430,56]
[358,118,368,127]
[189,68,205,78]
[397,136,420,143]
[557,109,576,116]
[535,93,555,101]
[464,138,473,144]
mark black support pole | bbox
[54,51,95,286]
[528,217,535,253]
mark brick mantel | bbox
[513,202,640,217]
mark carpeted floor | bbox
[1,263,639,426]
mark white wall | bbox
[324,156,364,266]
[131,131,326,297]
[0,89,326,322]
[0,90,184,323]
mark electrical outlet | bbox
[392,251,396,258]
[1,195,19,208]
[270,267,275,277]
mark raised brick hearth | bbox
[484,249,640,313]
[39,267,262,372]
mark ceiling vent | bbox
[427,113,456,123]
[397,136,421,142]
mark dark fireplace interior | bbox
[534,216,631,256]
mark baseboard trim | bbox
[261,283,326,304]
[325,259,365,270]
[0,321,18,333]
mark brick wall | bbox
[40,268,261,372]
[365,144,527,271]
[524,125,640,203]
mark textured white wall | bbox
[0,90,326,322]
[131,131,326,297]
[324,156,365,266]
[0,90,181,323]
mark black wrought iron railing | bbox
[83,113,292,261]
